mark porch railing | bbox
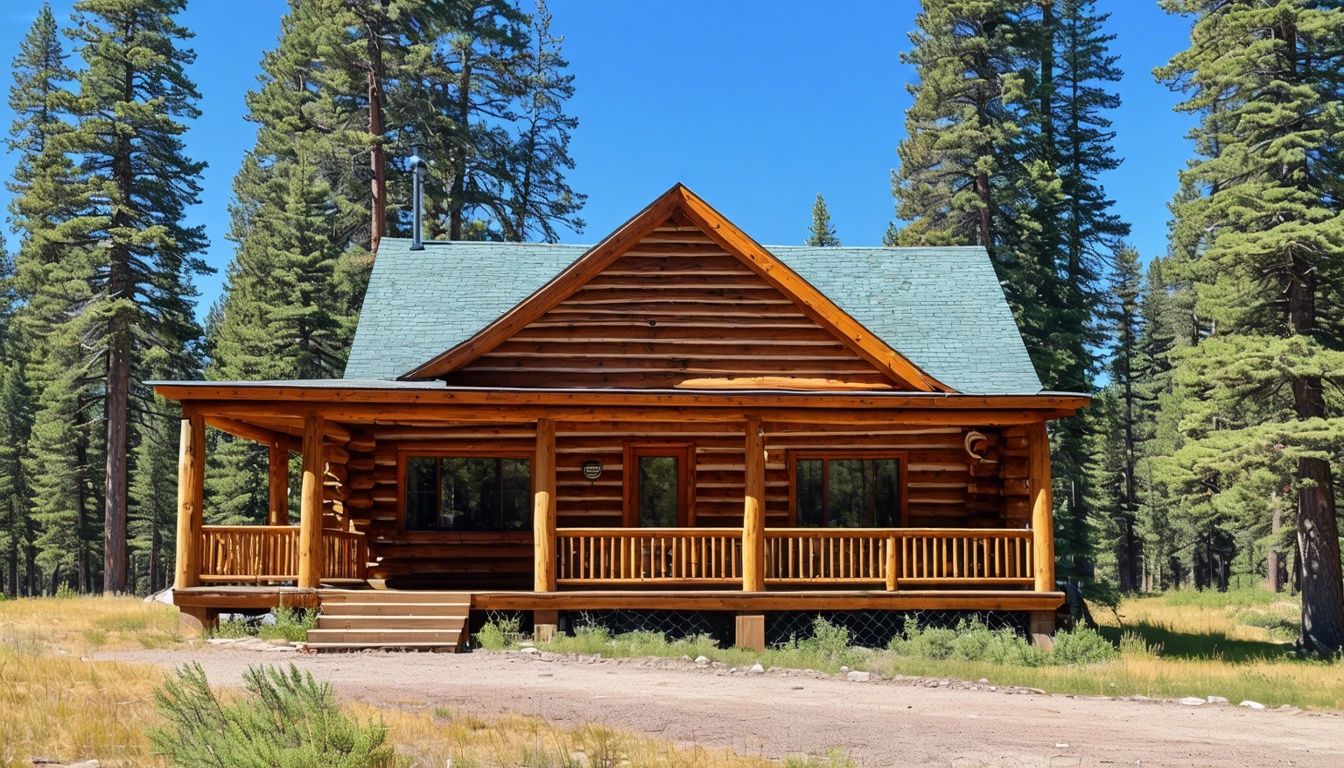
[557,527,1034,589]
[198,525,367,584]
[556,528,743,586]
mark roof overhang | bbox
[153,380,1087,415]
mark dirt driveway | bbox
[103,646,1343,767]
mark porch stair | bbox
[305,589,472,652]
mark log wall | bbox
[440,221,895,390]
[335,421,1014,586]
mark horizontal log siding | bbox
[440,225,894,389]
[344,422,1011,584]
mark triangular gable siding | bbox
[440,221,898,389]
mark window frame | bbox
[786,450,909,528]
[397,448,535,534]
[621,442,695,528]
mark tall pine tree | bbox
[7,0,101,594]
[893,0,1128,584]
[62,0,209,593]
[1157,0,1344,654]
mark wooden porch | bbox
[160,385,1076,649]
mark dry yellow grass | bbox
[357,705,831,767]
[0,647,165,768]
[0,597,835,767]
[0,595,184,655]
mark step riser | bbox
[308,630,462,644]
[320,603,468,616]
[320,591,473,605]
[317,617,465,630]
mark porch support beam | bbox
[298,413,325,589]
[1028,421,1055,593]
[173,414,206,590]
[742,417,766,592]
[268,442,289,526]
[534,417,557,592]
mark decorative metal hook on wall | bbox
[964,430,989,462]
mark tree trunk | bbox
[366,22,386,253]
[1268,493,1283,593]
[6,497,16,598]
[449,15,477,241]
[102,48,136,595]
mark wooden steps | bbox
[306,589,472,652]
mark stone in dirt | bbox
[1205,696,1229,705]
[520,647,540,655]
[748,662,765,674]
[846,671,871,682]
[1240,700,1266,710]
[694,655,711,665]
[1178,697,1207,706]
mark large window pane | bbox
[796,459,824,528]
[794,456,901,528]
[406,457,438,530]
[638,456,679,527]
[405,456,531,531]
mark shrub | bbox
[475,615,523,650]
[1050,626,1118,665]
[210,616,253,639]
[259,606,316,642]
[887,619,957,660]
[150,662,402,768]
[888,619,1049,666]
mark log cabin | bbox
[153,183,1087,651]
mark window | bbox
[623,443,693,527]
[793,455,902,528]
[404,456,531,531]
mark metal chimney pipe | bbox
[409,146,425,251]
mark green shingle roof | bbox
[343,238,1045,395]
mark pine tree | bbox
[63,0,209,593]
[207,156,350,523]
[498,0,585,242]
[1157,0,1344,654]
[893,1,1129,585]
[6,0,101,594]
[1098,246,1143,590]
[436,0,530,240]
[807,194,840,247]
[892,0,1026,251]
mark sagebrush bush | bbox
[150,662,402,768]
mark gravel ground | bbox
[101,645,1344,767]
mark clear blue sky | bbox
[1,1,1194,318]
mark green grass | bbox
[474,591,1344,710]
[208,606,316,643]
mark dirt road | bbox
[104,646,1343,767]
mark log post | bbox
[268,441,289,526]
[533,418,557,593]
[298,413,325,589]
[1028,421,1055,593]
[173,414,205,590]
[743,417,766,592]
[885,534,899,592]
